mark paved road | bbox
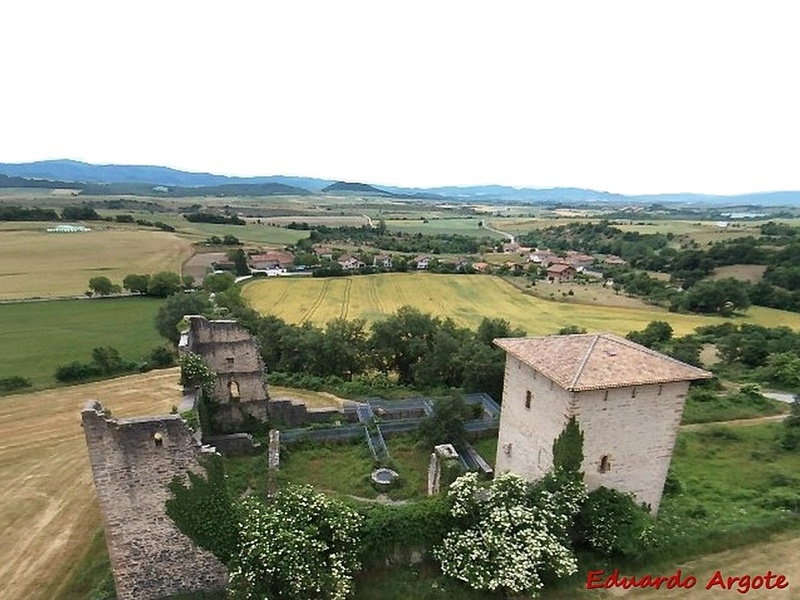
[764,391,797,404]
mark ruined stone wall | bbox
[495,356,688,513]
[184,316,269,405]
[82,401,228,600]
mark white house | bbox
[493,333,711,513]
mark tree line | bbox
[156,282,520,399]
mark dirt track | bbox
[0,369,181,600]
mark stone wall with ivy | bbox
[81,401,228,600]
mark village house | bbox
[603,254,627,266]
[493,333,711,513]
[564,250,595,269]
[546,263,576,283]
[312,245,335,260]
[338,255,366,270]
[373,253,393,268]
[472,261,490,273]
[249,250,294,270]
[414,255,431,270]
[528,250,560,267]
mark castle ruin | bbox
[81,401,228,600]
[179,315,269,432]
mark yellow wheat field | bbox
[242,273,800,336]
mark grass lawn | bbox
[0,297,165,389]
[242,273,800,337]
[0,223,192,299]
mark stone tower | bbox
[81,401,228,600]
[493,333,711,513]
[179,315,269,431]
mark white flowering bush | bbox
[229,485,363,600]
[434,472,585,598]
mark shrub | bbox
[0,375,32,393]
[577,486,654,558]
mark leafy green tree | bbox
[626,321,673,348]
[418,395,470,450]
[223,234,241,245]
[228,248,250,276]
[369,306,439,384]
[577,487,654,557]
[321,317,368,380]
[122,273,150,294]
[147,271,183,297]
[762,352,800,389]
[203,271,236,293]
[88,276,118,296]
[781,396,800,451]
[155,291,213,344]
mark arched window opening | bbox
[229,380,240,400]
[525,390,532,409]
[599,454,611,473]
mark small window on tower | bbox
[599,454,611,473]
[525,390,532,409]
[226,357,235,366]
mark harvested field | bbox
[709,264,767,283]
[0,369,181,600]
[257,215,370,227]
[242,273,800,336]
[0,224,192,300]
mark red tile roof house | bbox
[373,254,393,268]
[528,250,560,266]
[338,255,366,270]
[546,263,576,283]
[312,245,335,260]
[493,333,711,513]
[414,255,431,270]
[249,251,295,270]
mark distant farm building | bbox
[493,333,712,512]
[373,254,393,268]
[249,251,294,270]
[47,224,91,233]
[546,263,576,283]
[338,255,366,270]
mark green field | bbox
[385,218,503,238]
[0,297,165,389]
[242,273,800,336]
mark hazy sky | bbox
[2,1,799,195]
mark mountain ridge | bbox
[1,159,799,206]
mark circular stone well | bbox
[371,467,399,489]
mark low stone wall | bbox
[205,433,261,456]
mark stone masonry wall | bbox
[495,356,688,513]
[82,401,228,600]
[495,355,574,481]
[575,381,688,513]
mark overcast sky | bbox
[2,1,799,195]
